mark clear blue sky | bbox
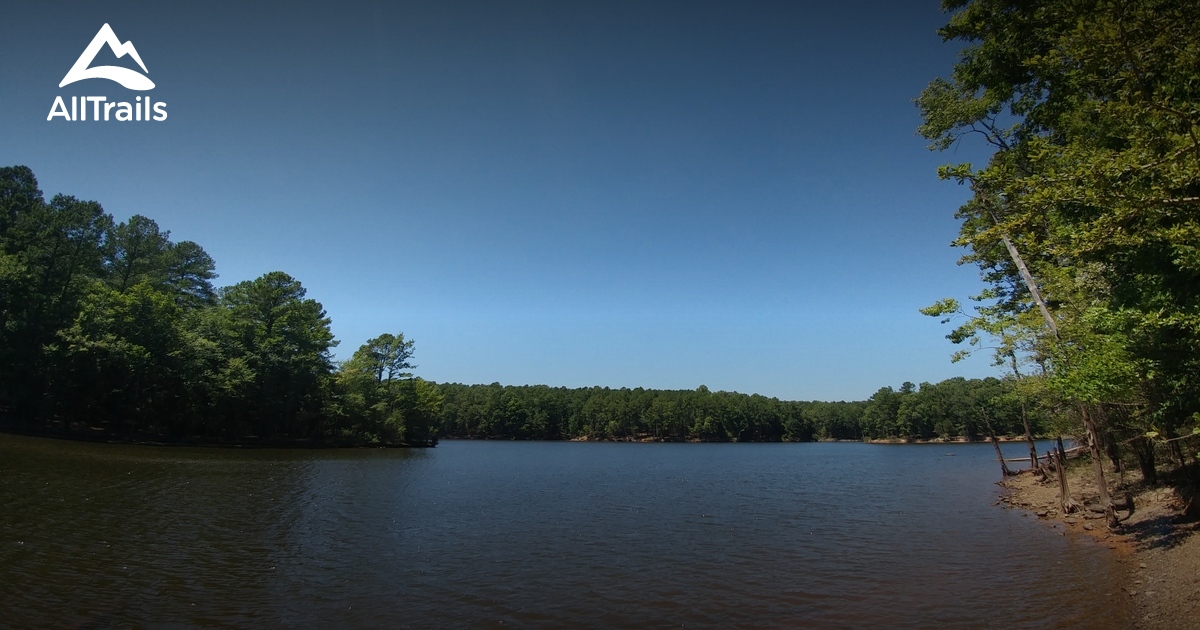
[1,0,1000,401]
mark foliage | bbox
[0,166,435,446]
[918,0,1200,459]
[434,377,1035,442]
[0,166,1056,447]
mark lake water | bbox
[0,435,1129,628]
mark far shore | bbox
[442,434,1042,444]
[2,426,1047,448]
[0,426,436,449]
[863,435,1036,444]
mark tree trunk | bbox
[1136,437,1158,486]
[1169,432,1186,468]
[999,233,1059,338]
[983,412,1012,477]
[1080,404,1117,528]
[1055,444,1079,514]
[991,435,1011,477]
[1106,437,1126,488]
[1020,403,1041,476]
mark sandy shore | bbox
[999,459,1200,629]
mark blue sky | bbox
[0,1,1000,401]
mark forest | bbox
[436,378,1037,442]
[0,165,1044,446]
[0,165,439,446]
[4,0,1200,469]
[915,0,1200,513]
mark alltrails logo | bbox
[47,23,168,122]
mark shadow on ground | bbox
[1119,474,1199,550]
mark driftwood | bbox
[1003,444,1089,463]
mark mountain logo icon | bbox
[59,23,155,91]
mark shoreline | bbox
[998,459,1199,629]
[444,434,1037,444]
[0,426,437,449]
[2,427,1045,448]
[865,435,1035,444]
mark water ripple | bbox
[0,436,1127,628]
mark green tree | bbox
[348,333,415,384]
[919,0,1200,522]
[1,165,443,448]
[161,241,217,309]
[56,281,186,433]
[0,168,110,422]
[336,332,441,445]
[104,215,171,292]
[218,271,337,439]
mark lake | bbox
[0,434,1129,628]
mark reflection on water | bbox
[0,435,1128,628]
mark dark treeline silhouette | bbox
[436,377,1040,442]
[0,165,439,446]
[0,165,1040,446]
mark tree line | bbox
[916,0,1200,518]
[435,377,1041,442]
[0,165,439,446]
[0,168,1042,448]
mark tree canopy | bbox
[0,165,438,446]
[0,165,1057,446]
[434,377,1035,443]
[918,0,1200,492]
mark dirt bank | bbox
[999,458,1200,629]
